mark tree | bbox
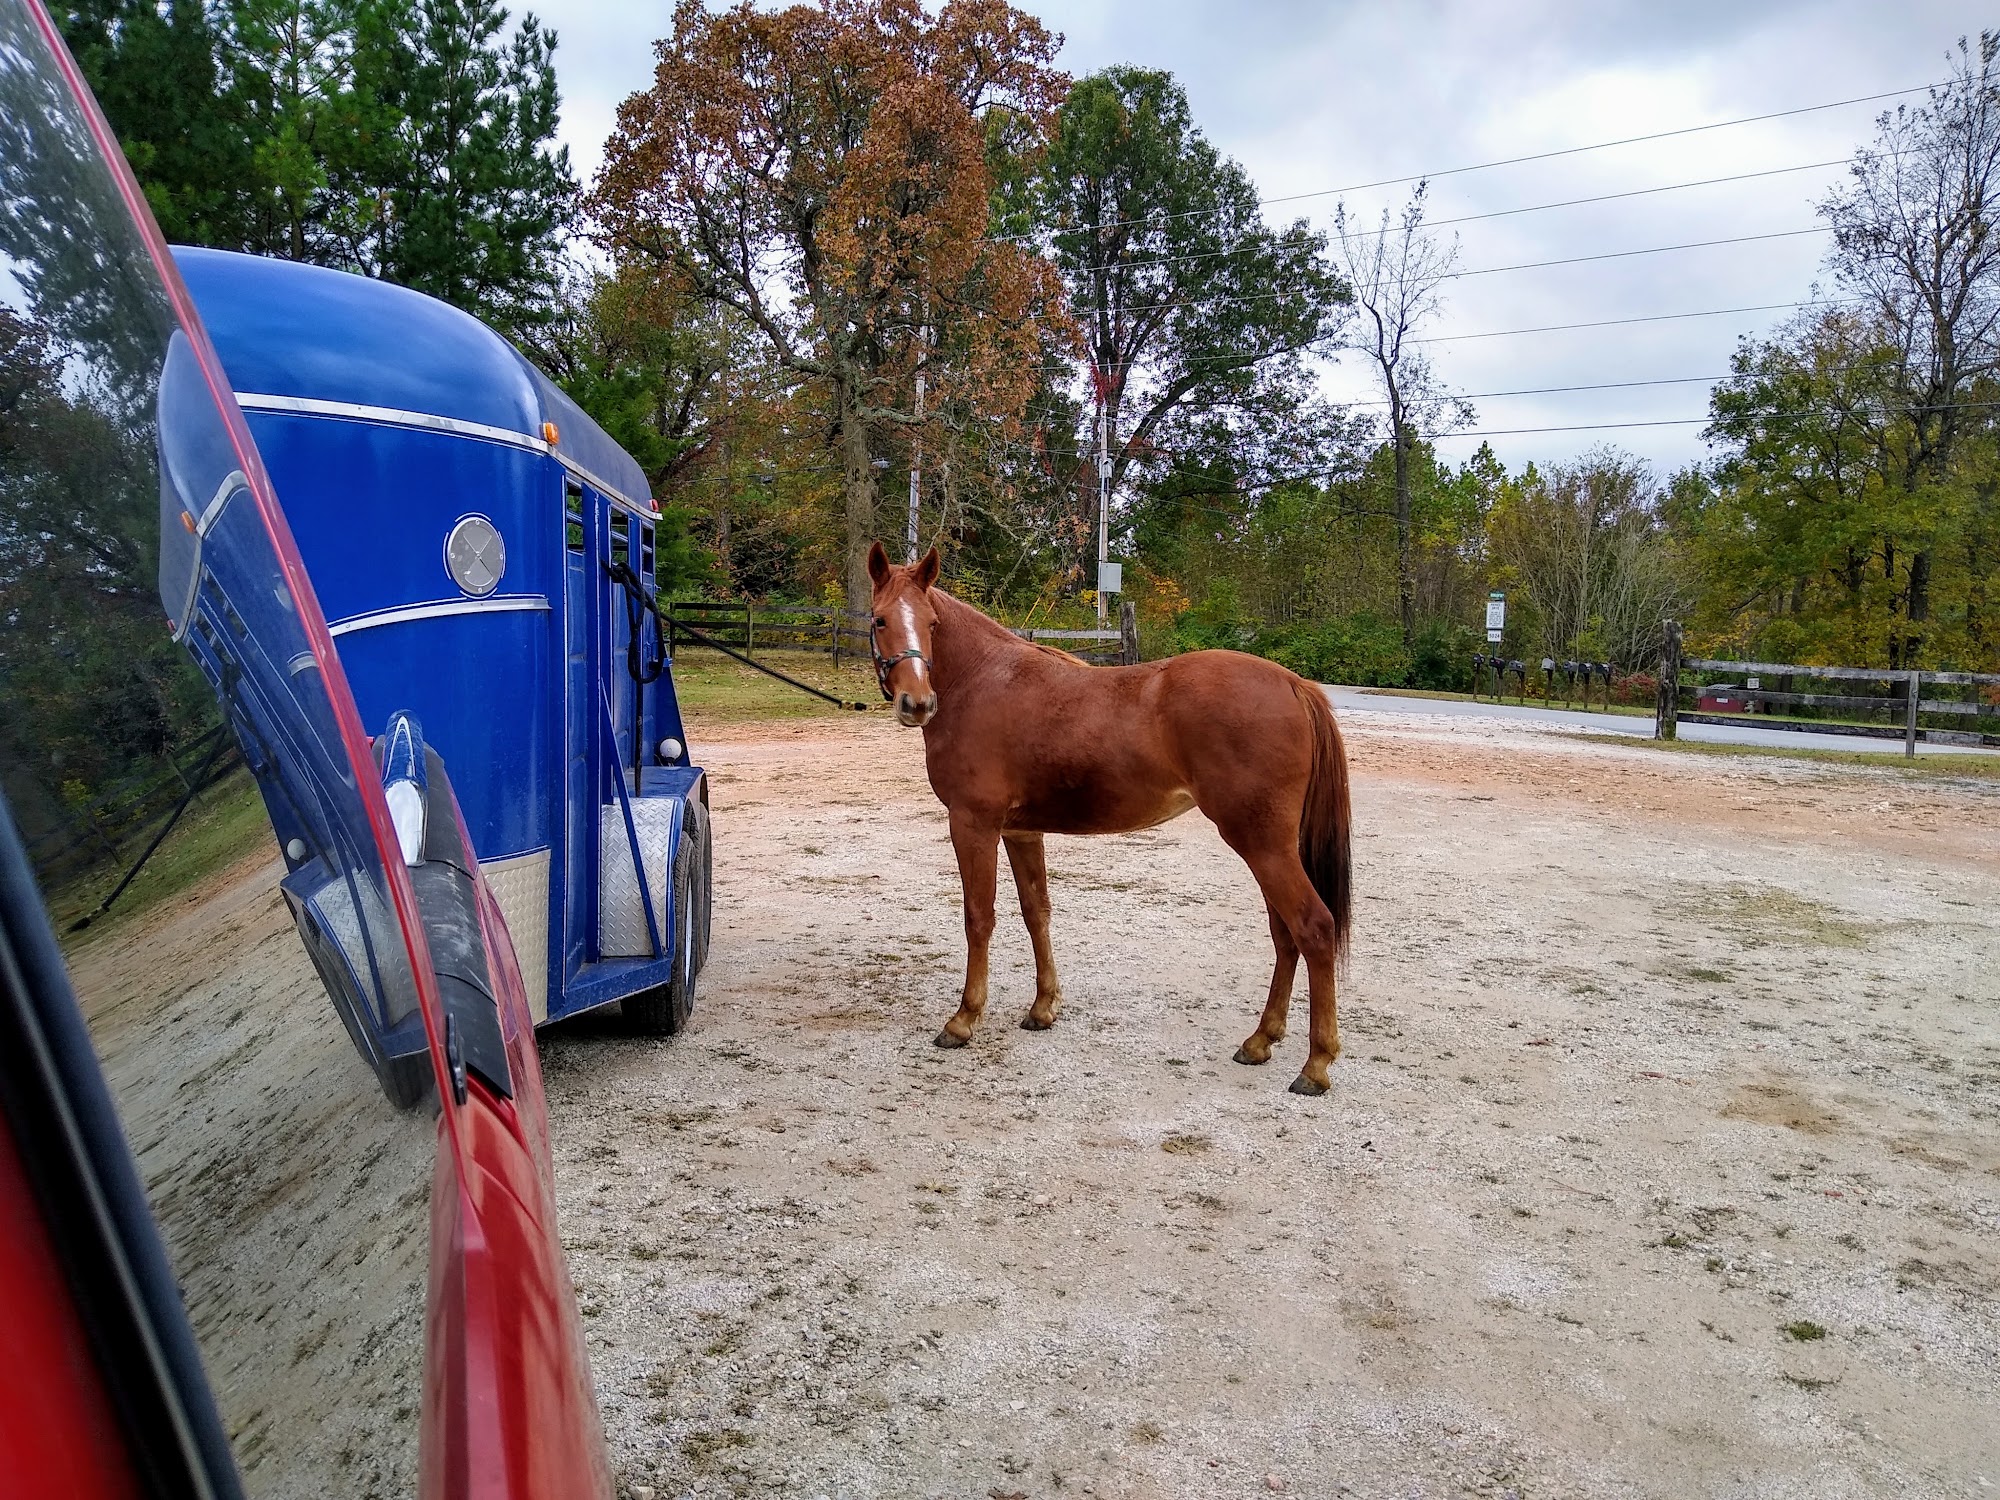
[593,0,1069,615]
[344,0,576,330]
[58,0,259,247]
[1819,32,2000,662]
[1486,450,1685,670]
[1035,67,1347,583]
[1331,182,1472,648]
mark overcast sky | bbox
[543,0,1988,479]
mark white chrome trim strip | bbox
[327,594,550,638]
[233,391,544,453]
[233,391,658,517]
[195,469,247,535]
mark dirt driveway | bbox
[540,707,2000,1500]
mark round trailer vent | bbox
[444,514,505,597]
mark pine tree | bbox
[358,0,575,331]
[58,0,258,247]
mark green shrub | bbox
[1409,617,1477,691]
[1251,613,1410,686]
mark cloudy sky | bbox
[544,0,1987,478]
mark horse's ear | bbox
[866,540,891,587]
[912,546,940,591]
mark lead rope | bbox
[602,562,869,713]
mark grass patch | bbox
[1160,1131,1211,1155]
[1588,734,2000,778]
[1782,1320,1828,1342]
[1685,967,1732,983]
[1680,883,1874,949]
[670,647,883,724]
[54,770,273,949]
[1356,686,1654,717]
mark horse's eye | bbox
[874,616,886,627]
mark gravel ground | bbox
[538,708,2000,1500]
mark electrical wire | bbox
[1059,158,1852,279]
[1083,225,1829,320]
[998,82,1933,244]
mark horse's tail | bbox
[1294,680,1352,962]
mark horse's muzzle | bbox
[895,691,936,727]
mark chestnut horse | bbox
[866,542,1353,1095]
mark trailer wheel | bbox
[379,1050,436,1111]
[624,811,697,1036]
[687,798,712,976]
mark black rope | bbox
[603,561,869,713]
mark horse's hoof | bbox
[1020,1013,1053,1031]
[1233,1046,1270,1066]
[933,1029,968,1049]
[1287,1074,1329,1097]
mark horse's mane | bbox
[932,588,1091,668]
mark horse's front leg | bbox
[1004,832,1064,1030]
[935,812,1001,1048]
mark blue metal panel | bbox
[332,608,551,858]
[177,247,545,440]
[239,411,556,624]
[177,245,651,510]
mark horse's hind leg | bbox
[1233,898,1298,1066]
[1238,843,1341,1095]
[1004,833,1064,1030]
[936,812,1000,1049]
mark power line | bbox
[1004,82,1931,243]
[1410,298,1863,344]
[1080,158,1851,280]
[1022,297,1862,380]
[1082,225,1829,320]
[1347,373,1740,407]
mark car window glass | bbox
[0,9,434,1494]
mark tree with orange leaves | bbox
[593,0,1070,615]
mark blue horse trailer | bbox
[177,247,711,1033]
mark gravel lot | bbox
[539,707,2000,1500]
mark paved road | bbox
[1323,685,2000,758]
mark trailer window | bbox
[640,525,655,577]
[564,480,584,552]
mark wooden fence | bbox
[667,598,1141,667]
[21,721,243,887]
[1655,624,2000,757]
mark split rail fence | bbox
[1654,622,2000,757]
[666,598,1141,667]
[21,721,244,888]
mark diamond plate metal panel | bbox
[599,799,677,959]
[481,849,551,1023]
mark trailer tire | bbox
[624,811,697,1036]
[380,1050,436,1111]
[686,798,712,976]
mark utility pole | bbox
[1095,391,1111,629]
[907,367,923,563]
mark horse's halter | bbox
[869,608,931,703]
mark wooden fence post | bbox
[1904,670,1921,759]
[1119,599,1139,665]
[1655,621,1681,741]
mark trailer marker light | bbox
[542,421,559,445]
[659,738,683,763]
[180,510,196,532]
